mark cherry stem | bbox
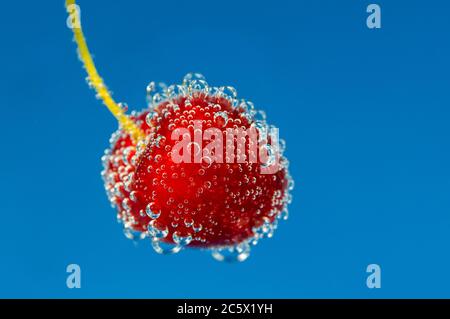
[66,0,145,143]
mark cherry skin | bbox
[102,78,292,251]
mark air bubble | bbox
[183,72,205,84]
[146,81,155,94]
[279,139,286,153]
[151,238,182,255]
[155,135,166,148]
[118,102,128,112]
[211,242,250,262]
[224,86,237,99]
[278,208,289,221]
[214,111,229,127]
[254,110,266,121]
[260,145,276,168]
[123,228,145,241]
[184,218,194,227]
[288,179,295,191]
[253,217,272,238]
[192,223,203,233]
[147,220,168,239]
[173,231,193,246]
[146,111,157,126]
[152,93,163,106]
[120,197,131,211]
[201,156,212,169]
[188,142,202,157]
[145,202,161,219]
[154,154,162,163]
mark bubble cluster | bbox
[101,73,294,261]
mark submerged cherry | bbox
[66,0,293,261]
[101,75,293,260]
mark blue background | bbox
[0,0,449,298]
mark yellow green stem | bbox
[65,0,145,142]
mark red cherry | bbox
[101,74,293,260]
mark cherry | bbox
[101,75,293,260]
[66,0,293,261]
